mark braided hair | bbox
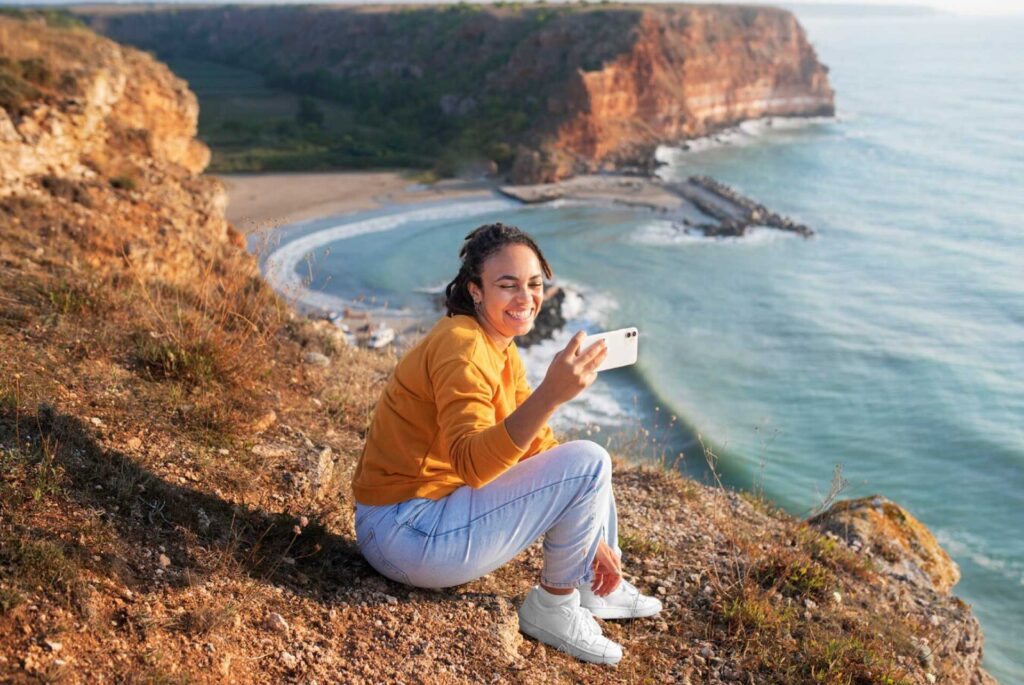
[444,222,553,318]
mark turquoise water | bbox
[262,14,1024,681]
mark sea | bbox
[258,12,1024,682]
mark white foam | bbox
[654,115,837,166]
[262,199,516,312]
[413,279,450,295]
[630,220,798,247]
[936,529,1024,587]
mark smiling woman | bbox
[350,223,663,665]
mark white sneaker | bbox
[517,587,623,665]
[578,578,663,620]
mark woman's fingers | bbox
[592,570,622,597]
[563,330,587,357]
[575,342,607,375]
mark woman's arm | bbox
[506,331,606,449]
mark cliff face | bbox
[0,13,234,288]
[79,4,833,182]
[0,16,207,195]
[509,6,834,181]
[1,14,998,685]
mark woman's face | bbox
[468,243,544,348]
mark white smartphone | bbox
[579,327,639,372]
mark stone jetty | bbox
[665,176,814,238]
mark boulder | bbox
[810,495,960,594]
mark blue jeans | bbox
[354,440,621,589]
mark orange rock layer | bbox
[514,7,834,181]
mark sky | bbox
[2,0,1020,16]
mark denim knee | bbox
[565,440,612,485]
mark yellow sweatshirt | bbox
[351,314,559,505]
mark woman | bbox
[352,222,662,665]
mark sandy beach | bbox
[219,171,496,233]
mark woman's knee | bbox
[563,439,612,482]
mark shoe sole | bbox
[583,604,663,620]
[518,618,622,665]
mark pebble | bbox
[264,612,290,635]
[832,591,842,604]
[303,352,330,366]
[925,674,936,684]
[44,640,62,652]
[90,417,103,426]
[280,650,298,669]
[158,554,171,568]
[127,437,142,450]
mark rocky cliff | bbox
[0,13,997,685]
[79,3,833,182]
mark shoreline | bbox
[219,171,497,234]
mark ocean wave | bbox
[262,198,516,313]
[935,529,1024,587]
[630,220,799,246]
[654,115,837,163]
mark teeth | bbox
[506,309,533,321]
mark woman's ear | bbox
[467,281,482,305]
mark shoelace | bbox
[566,604,604,647]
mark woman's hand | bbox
[591,538,622,597]
[537,331,607,407]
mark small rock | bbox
[384,595,398,605]
[158,554,171,568]
[699,646,714,659]
[925,674,936,684]
[90,417,103,426]
[832,591,842,604]
[44,640,62,652]
[127,437,142,450]
[280,650,298,669]
[264,612,290,635]
[250,409,277,434]
[303,351,330,366]
[804,598,817,610]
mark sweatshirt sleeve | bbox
[432,357,527,488]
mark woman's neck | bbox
[472,314,512,352]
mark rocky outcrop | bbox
[812,497,996,685]
[78,4,833,183]
[0,16,207,197]
[812,495,960,594]
[0,14,239,287]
